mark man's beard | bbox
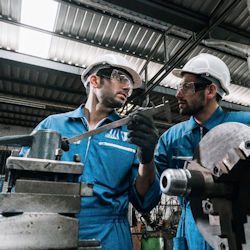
[99,78,125,109]
[179,91,206,116]
[105,97,124,109]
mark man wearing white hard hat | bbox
[155,53,250,250]
[21,54,161,250]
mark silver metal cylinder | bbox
[28,130,62,160]
[160,168,232,197]
[160,169,191,196]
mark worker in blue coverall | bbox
[154,53,250,250]
[21,54,161,250]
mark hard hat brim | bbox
[82,62,142,89]
[172,54,231,96]
[172,68,183,78]
[172,68,229,96]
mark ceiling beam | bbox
[100,0,250,45]
[0,49,82,75]
[0,111,41,122]
[0,109,50,120]
[0,93,78,110]
[0,117,36,127]
[0,76,83,96]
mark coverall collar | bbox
[185,106,225,132]
[66,104,120,122]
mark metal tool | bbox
[160,122,250,250]
[0,101,170,150]
[65,101,169,144]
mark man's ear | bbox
[207,83,217,99]
[89,75,99,88]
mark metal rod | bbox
[163,31,169,63]
[139,34,164,76]
[143,0,240,97]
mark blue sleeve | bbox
[226,111,250,124]
[128,156,161,213]
[154,133,170,176]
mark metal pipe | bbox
[143,0,241,97]
[203,39,250,71]
[160,169,233,197]
[202,39,250,57]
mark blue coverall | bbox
[155,107,250,250]
[21,104,161,250]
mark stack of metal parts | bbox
[0,129,101,250]
[160,122,250,250]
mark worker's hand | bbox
[127,112,159,164]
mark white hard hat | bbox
[172,53,231,96]
[81,54,142,89]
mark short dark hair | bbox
[216,93,222,103]
[195,75,212,85]
[196,75,222,103]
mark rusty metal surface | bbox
[0,193,81,213]
[15,179,81,195]
[6,156,83,174]
[0,213,78,249]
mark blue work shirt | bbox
[155,106,250,250]
[21,104,161,250]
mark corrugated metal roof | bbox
[0,0,249,130]
[54,2,163,61]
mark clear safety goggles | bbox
[97,68,134,97]
[176,81,210,96]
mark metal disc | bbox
[190,122,250,250]
[193,122,250,173]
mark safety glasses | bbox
[97,68,134,97]
[176,81,210,96]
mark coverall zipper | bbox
[81,117,107,163]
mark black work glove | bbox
[61,137,70,152]
[127,112,159,164]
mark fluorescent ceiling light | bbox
[20,0,58,31]
[18,0,58,58]
[18,28,51,58]
[18,28,52,59]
